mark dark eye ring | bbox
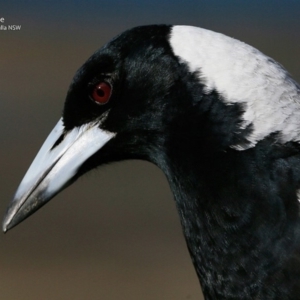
[90,82,112,105]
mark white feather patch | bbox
[297,190,300,203]
[169,26,300,149]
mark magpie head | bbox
[2,25,190,231]
[3,24,300,232]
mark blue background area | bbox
[0,1,299,299]
[2,1,300,32]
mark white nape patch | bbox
[170,26,300,149]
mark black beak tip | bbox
[2,204,25,233]
[2,213,14,233]
[2,219,10,233]
[2,193,50,234]
[2,214,25,233]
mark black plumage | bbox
[3,25,300,299]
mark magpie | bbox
[3,25,300,299]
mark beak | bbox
[2,118,115,232]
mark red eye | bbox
[91,82,112,104]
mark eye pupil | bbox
[91,82,112,104]
[96,89,105,97]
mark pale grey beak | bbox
[2,118,115,232]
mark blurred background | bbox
[0,1,299,299]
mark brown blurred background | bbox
[0,1,299,299]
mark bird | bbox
[3,24,300,299]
